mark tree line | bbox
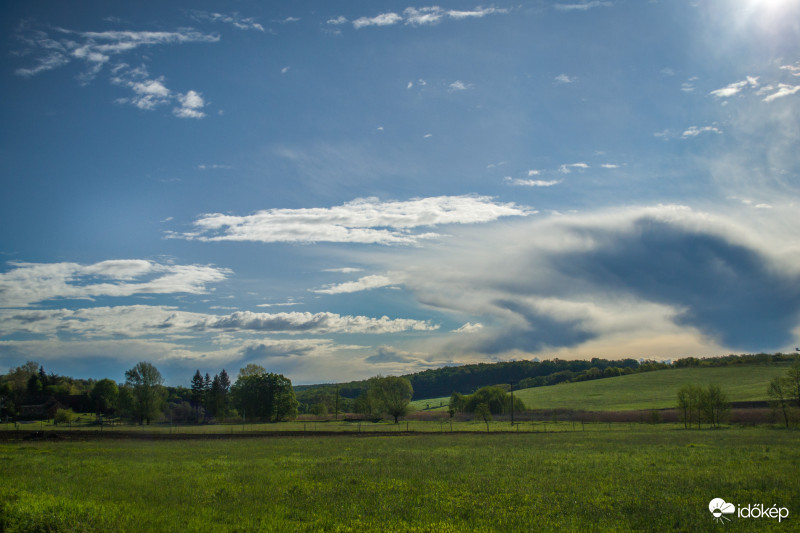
[0,361,419,426]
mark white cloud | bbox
[601,163,619,169]
[173,196,532,245]
[555,2,613,11]
[327,16,348,25]
[404,7,445,26]
[453,322,484,333]
[505,177,562,187]
[312,274,395,294]
[447,7,507,19]
[353,12,403,29]
[449,80,471,91]
[710,77,759,98]
[558,162,589,173]
[203,310,437,334]
[191,11,265,32]
[350,6,507,29]
[682,125,722,138]
[780,62,800,77]
[173,90,206,119]
[0,260,230,308]
[15,24,218,117]
[762,84,800,102]
[322,267,363,274]
[0,305,437,340]
[554,74,576,84]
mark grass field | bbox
[411,364,791,412]
[1,427,798,531]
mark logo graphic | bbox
[709,498,736,523]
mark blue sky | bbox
[1,0,799,385]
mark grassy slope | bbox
[411,363,791,412]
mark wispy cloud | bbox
[191,11,265,32]
[14,24,218,117]
[682,125,722,138]
[0,260,230,308]
[760,84,800,102]
[555,2,613,11]
[349,5,507,29]
[505,177,562,187]
[312,275,395,294]
[558,162,589,174]
[353,12,404,29]
[448,80,472,91]
[172,196,532,245]
[710,77,759,98]
[554,74,576,84]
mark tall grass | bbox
[1,427,798,531]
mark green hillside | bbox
[412,363,792,412]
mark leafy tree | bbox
[677,384,701,429]
[355,390,379,418]
[785,362,800,409]
[767,377,791,428]
[449,392,466,414]
[53,408,76,426]
[463,386,525,415]
[677,384,729,429]
[370,376,413,423]
[475,402,492,432]
[237,364,266,379]
[230,370,297,422]
[124,362,166,425]
[90,378,118,415]
[699,384,729,428]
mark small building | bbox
[19,398,66,420]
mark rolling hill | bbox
[411,363,792,412]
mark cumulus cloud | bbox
[554,74,576,84]
[200,310,436,335]
[0,260,230,308]
[371,205,800,357]
[0,305,436,340]
[172,196,532,245]
[173,90,206,119]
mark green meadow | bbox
[412,364,791,412]
[2,427,799,532]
